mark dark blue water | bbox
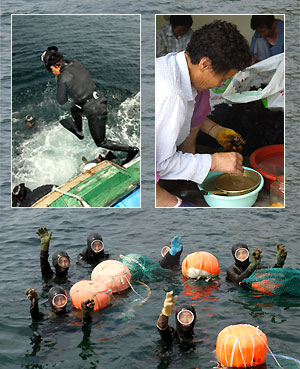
[1,1,300,369]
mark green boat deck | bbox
[32,158,140,208]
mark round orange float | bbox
[216,324,268,368]
[91,260,131,293]
[70,280,112,310]
[182,251,220,279]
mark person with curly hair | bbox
[250,15,284,62]
[156,20,251,207]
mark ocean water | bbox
[1,1,300,369]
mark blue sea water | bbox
[1,1,300,369]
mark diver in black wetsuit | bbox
[12,183,54,207]
[77,232,109,268]
[25,114,38,129]
[26,286,94,321]
[226,243,287,285]
[157,291,196,350]
[37,227,70,283]
[41,46,139,166]
[159,236,183,269]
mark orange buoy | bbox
[70,280,112,311]
[216,324,268,368]
[91,260,131,293]
[182,251,220,280]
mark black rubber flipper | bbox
[120,147,139,166]
[60,117,84,140]
[99,139,139,165]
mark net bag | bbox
[119,253,169,283]
[242,268,300,296]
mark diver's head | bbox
[52,250,70,276]
[41,46,64,73]
[175,304,196,337]
[25,114,36,127]
[48,286,68,314]
[12,183,27,200]
[87,233,104,258]
[232,243,250,269]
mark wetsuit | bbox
[226,243,283,285]
[40,250,69,282]
[159,249,182,269]
[77,232,109,268]
[12,184,54,207]
[77,246,109,268]
[157,304,196,350]
[57,59,138,161]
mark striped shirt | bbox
[156,24,193,57]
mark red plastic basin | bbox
[249,144,284,192]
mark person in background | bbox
[25,114,37,128]
[156,15,193,57]
[156,21,251,207]
[250,15,284,62]
[226,243,287,285]
[12,183,54,207]
[77,232,109,268]
[37,227,70,283]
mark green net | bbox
[119,253,170,283]
[242,268,300,296]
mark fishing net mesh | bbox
[119,253,169,283]
[242,268,300,296]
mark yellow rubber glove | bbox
[36,227,52,251]
[209,124,246,152]
[162,291,178,317]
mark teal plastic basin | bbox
[198,167,264,207]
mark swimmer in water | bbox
[159,235,183,269]
[26,287,94,321]
[157,291,196,349]
[12,184,55,207]
[226,243,287,285]
[41,46,139,166]
[77,232,109,268]
[37,227,70,283]
[25,114,37,128]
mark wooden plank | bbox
[32,161,123,207]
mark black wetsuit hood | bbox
[86,232,104,262]
[175,304,196,339]
[42,46,63,71]
[232,243,250,271]
[12,183,28,200]
[52,250,70,276]
[48,286,67,314]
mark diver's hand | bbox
[209,124,246,152]
[36,227,52,251]
[248,248,263,272]
[81,299,95,312]
[162,291,177,317]
[170,236,183,256]
[81,299,95,321]
[26,288,38,301]
[276,244,287,267]
[210,152,243,176]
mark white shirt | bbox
[155,51,212,183]
[156,24,193,57]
